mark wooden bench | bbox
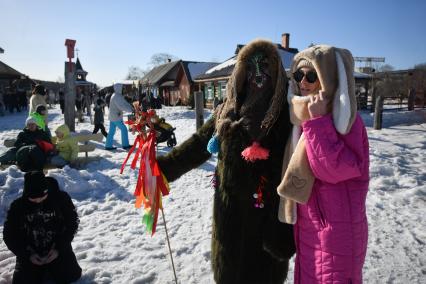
[2,132,103,169]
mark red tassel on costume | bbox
[241,142,269,162]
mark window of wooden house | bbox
[207,85,213,100]
[220,82,227,100]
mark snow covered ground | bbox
[0,104,425,284]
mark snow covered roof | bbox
[354,71,372,79]
[183,61,219,82]
[194,47,297,81]
[140,60,219,86]
[114,80,138,85]
[205,57,236,75]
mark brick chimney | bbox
[281,33,290,49]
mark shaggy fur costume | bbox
[158,39,295,283]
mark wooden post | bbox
[361,80,369,110]
[373,95,383,130]
[64,62,76,131]
[194,91,204,130]
[407,88,415,111]
[370,86,376,113]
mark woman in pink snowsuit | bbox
[277,45,369,283]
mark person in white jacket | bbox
[105,83,133,150]
[29,85,48,115]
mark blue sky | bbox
[1,0,425,86]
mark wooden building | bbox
[140,60,218,106]
[0,60,26,93]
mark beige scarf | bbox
[277,93,316,224]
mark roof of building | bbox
[195,44,299,81]
[181,61,219,83]
[75,58,88,75]
[140,60,219,86]
[140,60,181,86]
[0,60,24,79]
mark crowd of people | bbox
[0,82,165,169]
[0,85,29,116]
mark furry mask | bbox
[215,39,288,142]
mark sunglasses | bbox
[293,69,318,83]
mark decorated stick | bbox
[121,109,170,235]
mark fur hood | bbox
[289,45,356,134]
[215,39,288,139]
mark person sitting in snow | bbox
[277,45,370,283]
[49,124,79,167]
[3,171,82,283]
[0,117,51,167]
[30,104,52,138]
[157,40,295,283]
[105,83,133,150]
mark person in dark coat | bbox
[0,117,51,166]
[92,98,108,137]
[3,172,82,284]
[157,40,295,283]
[138,92,150,112]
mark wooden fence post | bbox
[370,86,376,113]
[373,95,383,130]
[194,91,204,130]
[64,62,76,131]
[407,88,415,111]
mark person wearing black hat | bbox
[3,172,82,283]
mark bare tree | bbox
[414,63,426,70]
[378,64,395,72]
[125,66,148,80]
[150,53,179,66]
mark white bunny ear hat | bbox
[288,45,357,135]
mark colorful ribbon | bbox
[121,110,170,235]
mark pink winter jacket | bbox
[295,113,369,284]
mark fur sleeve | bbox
[157,118,215,182]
